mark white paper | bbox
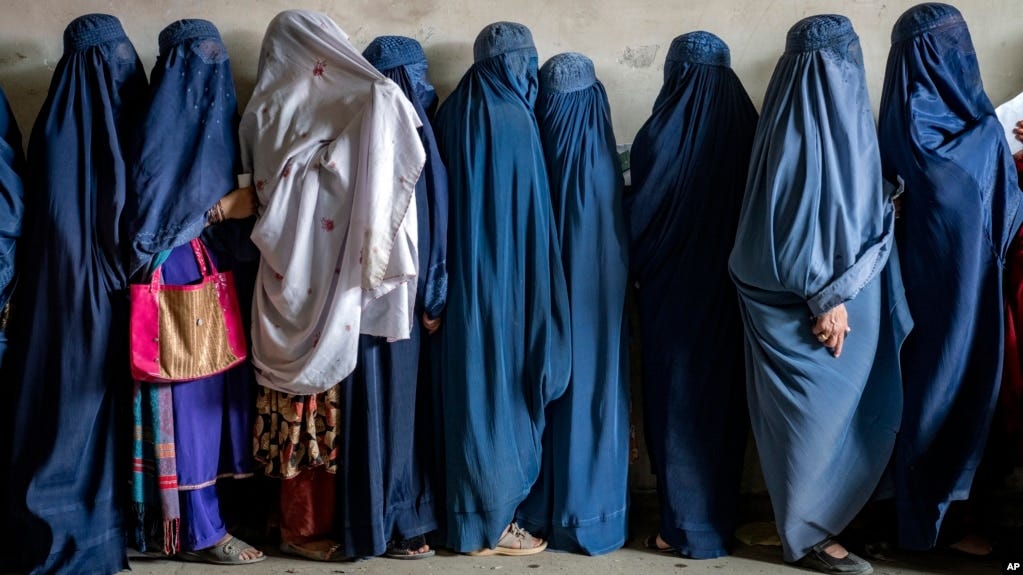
[995,91,1023,155]
[617,143,632,187]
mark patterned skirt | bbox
[254,384,340,478]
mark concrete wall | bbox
[0,0,1021,146]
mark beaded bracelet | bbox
[206,200,226,225]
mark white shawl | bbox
[240,10,424,394]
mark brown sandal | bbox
[280,539,348,562]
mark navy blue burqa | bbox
[0,14,147,574]
[625,32,756,559]
[729,15,911,562]
[0,85,25,366]
[516,52,629,555]
[878,3,1023,550]
[434,22,572,552]
[324,35,449,557]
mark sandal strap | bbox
[208,536,259,562]
[496,523,540,550]
[282,540,344,561]
[389,534,427,553]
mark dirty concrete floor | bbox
[127,485,1022,575]
[128,539,1007,575]
[129,492,1014,575]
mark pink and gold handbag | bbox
[130,238,247,382]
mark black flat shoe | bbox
[788,538,873,575]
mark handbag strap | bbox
[189,238,220,277]
[149,266,162,292]
[148,239,220,293]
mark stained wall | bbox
[1,0,1020,144]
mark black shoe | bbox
[788,538,873,575]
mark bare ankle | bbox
[822,541,849,559]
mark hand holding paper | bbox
[995,91,1023,155]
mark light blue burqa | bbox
[728,14,913,562]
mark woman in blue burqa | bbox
[0,14,147,575]
[317,35,448,560]
[626,31,757,559]
[515,52,629,556]
[729,14,911,575]
[434,21,571,556]
[124,19,263,564]
[0,85,24,368]
[878,2,1023,555]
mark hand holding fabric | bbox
[421,312,440,334]
[812,303,850,358]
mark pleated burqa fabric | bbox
[516,52,629,556]
[125,19,256,554]
[878,3,1023,550]
[320,35,448,557]
[625,32,756,559]
[0,14,147,574]
[0,85,24,366]
[728,15,912,562]
[434,22,572,552]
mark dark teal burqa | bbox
[729,15,912,562]
[878,3,1023,550]
[0,14,147,574]
[626,32,756,559]
[516,52,629,555]
[434,22,571,552]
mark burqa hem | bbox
[517,507,627,556]
[448,488,530,553]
